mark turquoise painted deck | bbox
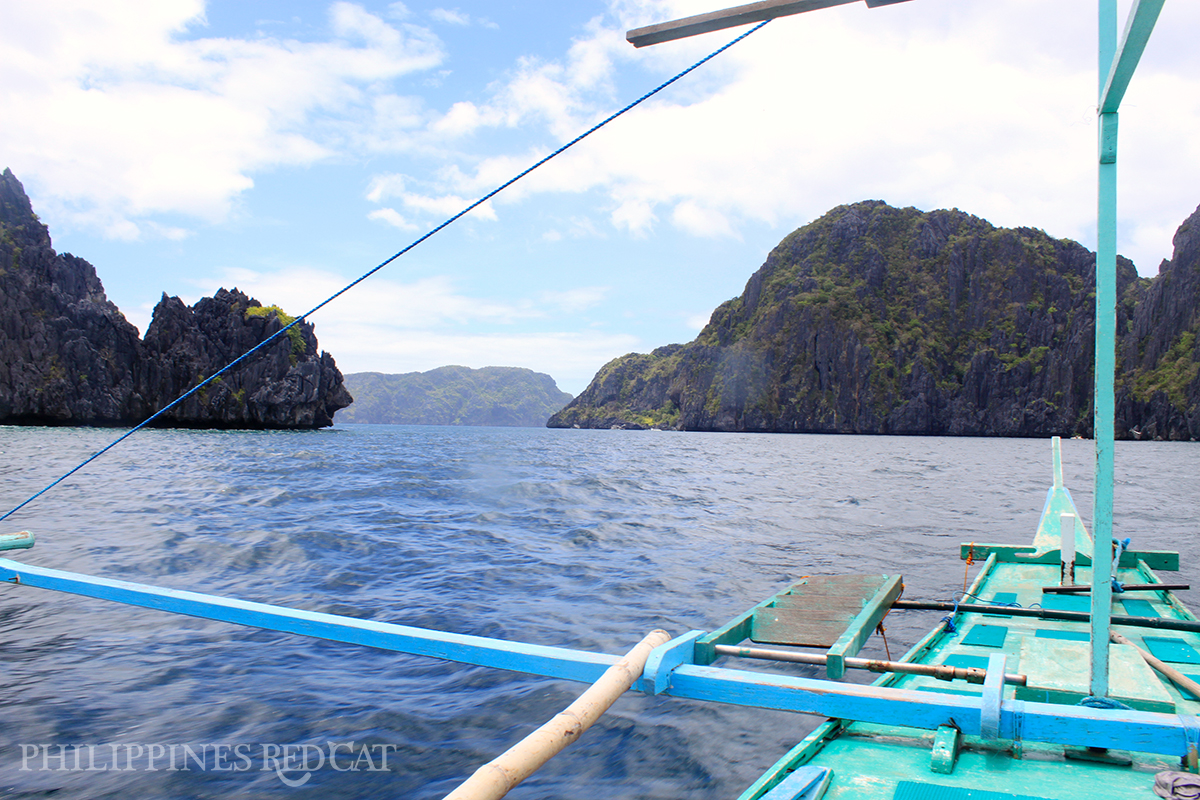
[735,452,1200,800]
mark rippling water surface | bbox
[0,425,1197,798]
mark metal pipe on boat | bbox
[712,644,1027,686]
[1044,583,1189,594]
[442,629,671,800]
[890,600,1200,633]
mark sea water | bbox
[0,425,1196,799]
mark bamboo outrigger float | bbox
[0,1,1189,798]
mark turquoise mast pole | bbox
[1091,0,1118,701]
[1090,0,1166,699]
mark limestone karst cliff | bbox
[551,201,1199,440]
[0,168,351,428]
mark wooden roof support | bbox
[626,0,912,48]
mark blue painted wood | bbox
[916,687,980,698]
[644,630,703,695]
[6,560,1200,756]
[1142,637,1200,665]
[980,654,1005,739]
[757,765,831,800]
[961,625,1007,648]
[980,592,1016,619]
[666,662,1200,758]
[942,655,989,670]
[1040,594,1091,613]
[1121,598,1158,617]
[0,558,646,689]
[1035,629,1090,642]
[893,781,1054,800]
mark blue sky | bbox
[3,1,1198,395]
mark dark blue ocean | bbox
[0,425,1197,799]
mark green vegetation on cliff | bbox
[550,200,1200,440]
[337,366,572,427]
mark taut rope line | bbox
[1,20,771,523]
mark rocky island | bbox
[0,168,351,428]
[550,201,1200,440]
[337,366,572,427]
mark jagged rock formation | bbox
[0,168,351,428]
[337,366,572,427]
[550,201,1200,440]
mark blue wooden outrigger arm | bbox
[1,555,1196,761]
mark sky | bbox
[2,0,1198,396]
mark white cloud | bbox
[398,193,496,221]
[429,8,469,26]
[539,287,609,313]
[367,207,419,230]
[0,1,444,238]
[671,200,736,239]
[397,0,1200,274]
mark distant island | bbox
[336,366,572,427]
[0,168,351,429]
[551,200,1200,441]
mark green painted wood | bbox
[979,592,1016,618]
[1142,637,1200,665]
[826,574,904,679]
[753,575,896,649]
[1031,455,1092,553]
[0,531,35,551]
[696,599,772,665]
[958,544,1177,571]
[960,625,1007,648]
[735,718,845,800]
[1099,0,1167,113]
[758,765,832,800]
[1015,638,1174,713]
[929,725,960,775]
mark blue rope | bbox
[0,20,772,524]
[1078,696,1132,710]
[940,598,959,633]
[1112,537,1131,593]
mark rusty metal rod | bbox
[1044,583,1189,594]
[890,600,1200,634]
[712,644,1027,686]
